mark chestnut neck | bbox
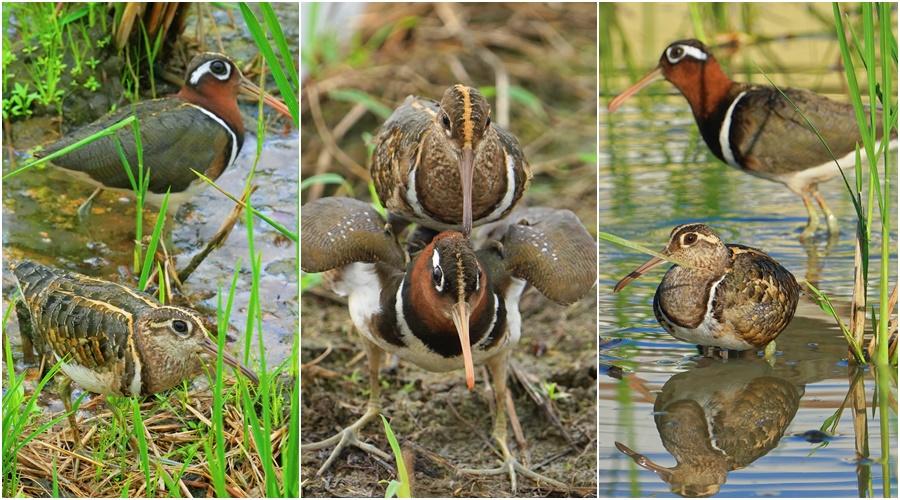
[177,84,245,137]
[670,60,734,119]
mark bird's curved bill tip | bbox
[607,66,663,113]
[450,301,475,390]
[239,78,292,120]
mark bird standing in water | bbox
[608,39,896,240]
[36,52,292,212]
[614,223,799,358]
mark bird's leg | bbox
[76,187,103,223]
[458,352,568,494]
[59,377,82,445]
[798,188,820,241]
[811,187,840,236]
[303,335,390,475]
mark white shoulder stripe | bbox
[186,103,240,172]
[719,91,747,168]
[478,147,518,224]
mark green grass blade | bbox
[132,398,152,490]
[239,3,299,125]
[138,190,170,290]
[598,231,692,268]
[381,415,411,498]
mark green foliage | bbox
[2,82,40,119]
[381,415,411,498]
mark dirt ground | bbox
[301,289,596,497]
[301,3,597,497]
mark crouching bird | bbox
[13,261,258,437]
[300,197,596,492]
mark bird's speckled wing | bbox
[300,197,405,272]
[713,244,800,346]
[13,261,137,374]
[492,207,596,305]
[37,99,231,193]
[370,96,439,212]
[732,87,879,173]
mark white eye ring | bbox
[666,44,708,64]
[189,59,232,85]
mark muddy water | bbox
[2,117,298,366]
[598,15,898,496]
[2,3,299,369]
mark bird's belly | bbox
[379,333,511,373]
[59,359,127,396]
[658,307,754,350]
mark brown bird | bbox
[301,197,596,491]
[371,84,531,236]
[614,223,799,356]
[13,261,258,432]
[608,39,896,239]
[36,52,291,210]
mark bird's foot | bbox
[302,406,390,475]
[458,440,568,494]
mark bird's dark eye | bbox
[432,265,444,288]
[441,113,451,130]
[210,60,228,75]
[485,116,491,127]
[669,46,685,61]
[172,319,189,334]
[683,233,698,245]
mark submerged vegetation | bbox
[2,2,299,497]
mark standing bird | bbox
[614,224,799,357]
[301,197,595,492]
[35,52,292,210]
[13,261,258,435]
[608,39,896,239]
[371,84,532,236]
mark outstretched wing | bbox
[301,197,405,272]
[493,207,596,305]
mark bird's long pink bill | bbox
[613,255,665,292]
[607,67,663,113]
[239,78,292,120]
[201,339,260,385]
[460,147,475,237]
[450,301,475,390]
